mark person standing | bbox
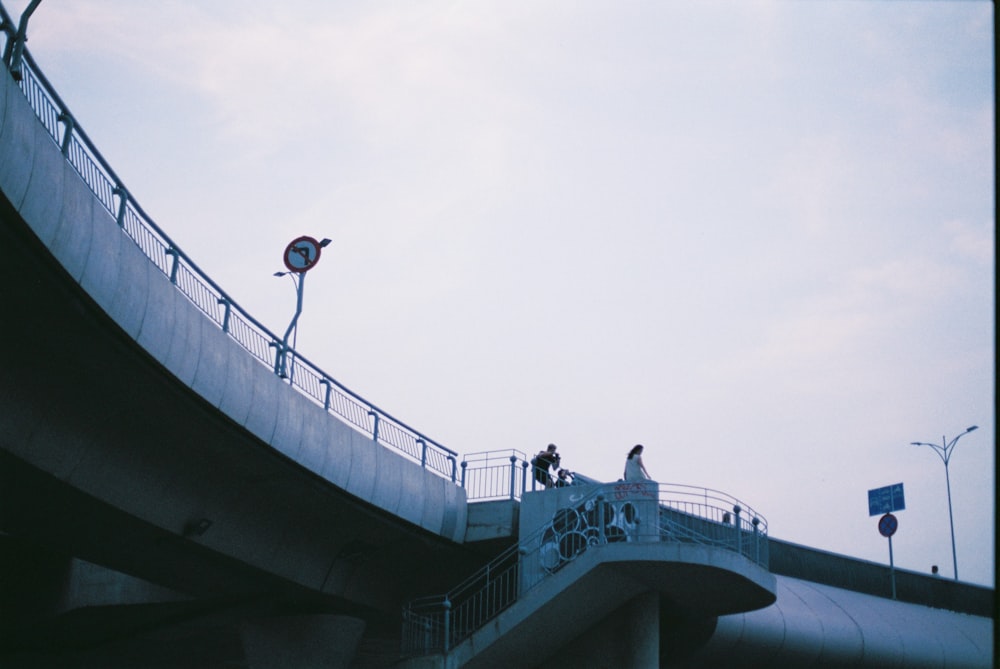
[624,444,651,481]
[531,444,560,488]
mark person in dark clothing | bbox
[531,443,560,488]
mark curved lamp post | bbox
[910,425,978,581]
[272,270,303,381]
[273,236,331,379]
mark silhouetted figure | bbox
[532,444,560,488]
[624,444,651,481]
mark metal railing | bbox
[460,450,529,500]
[656,483,769,566]
[460,450,600,501]
[402,482,768,656]
[0,7,458,481]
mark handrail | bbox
[460,450,529,500]
[0,9,458,479]
[402,481,769,656]
[460,450,601,501]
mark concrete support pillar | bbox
[547,591,659,668]
[618,590,660,668]
[240,614,366,669]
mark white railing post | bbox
[509,455,518,500]
[732,505,742,554]
[57,111,74,155]
[752,516,760,563]
[597,494,606,544]
[418,438,427,468]
[165,247,180,284]
[217,298,232,333]
[368,410,380,443]
[113,185,128,227]
[319,378,332,410]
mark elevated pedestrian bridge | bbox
[402,482,775,668]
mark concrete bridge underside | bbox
[0,187,502,666]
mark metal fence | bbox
[656,483,770,566]
[460,450,529,500]
[402,543,521,654]
[0,7,458,480]
[402,482,768,656]
[459,450,601,501]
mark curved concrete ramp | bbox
[441,542,775,669]
[1,46,477,625]
[671,575,993,668]
[404,565,992,669]
[0,60,466,547]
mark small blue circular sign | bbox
[878,513,898,538]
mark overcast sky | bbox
[11,1,994,587]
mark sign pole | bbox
[887,534,896,600]
[868,483,905,600]
[274,236,331,379]
[877,512,899,600]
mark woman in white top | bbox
[624,444,651,481]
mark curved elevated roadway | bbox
[0,39,487,664]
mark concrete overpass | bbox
[0,7,994,668]
[0,13,500,664]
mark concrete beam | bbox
[464,500,518,543]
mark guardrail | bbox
[402,481,768,656]
[0,6,458,481]
[460,450,530,501]
[460,450,601,501]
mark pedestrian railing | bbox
[656,483,769,566]
[460,450,530,501]
[402,481,768,656]
[0,7,458,481]
[460,450,600,501]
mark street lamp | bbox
[273,236,331,379]
[910,425,978,581]
[272,270,303,381]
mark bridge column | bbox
[240,614,366,669]
[547,590,659,668]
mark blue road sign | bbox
[868,483,905,516]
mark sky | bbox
[9,1,994,587]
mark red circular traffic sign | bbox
[282,236,323,273]
[878,513,898,538]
